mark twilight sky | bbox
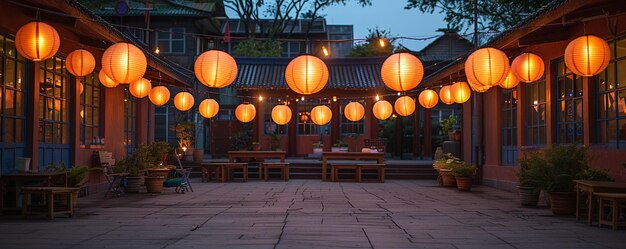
[225,1,448,51]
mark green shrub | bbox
[451,163,476,177]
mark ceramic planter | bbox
[549,192,576,215]
[518,186,540,207]
[455,177,473,191]
[145,176,165,193]
[124,176,142,193]
[439,169,456,187]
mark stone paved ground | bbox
[1,180,625,249]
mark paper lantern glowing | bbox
[194,50,238,88]
[564,35,611,76]
[344,102,365,122]
[511,53,545,83]
[468,78,491,93]
[311,105,332,125]
[418,90,438,109]
[465,47,510,87]
[149,86,170,106]
[66,49,96,77]
[235,103,256,123]
[285,55,328,95]
[271,105,292,125]
[500,71,520,89]
[129,78,151,98]
[394,96,415,116]
[381,52,424,91]
[372,100,393,120]
[174,92,194,111]
[101,42,147,84]
[198,98,219,118]
[15,22,60,61]
[98,70,119,88]
[439,86,454,105]
[451,82,471,104]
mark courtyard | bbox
[2,180,625,249]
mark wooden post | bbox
[331,100,340,146]
[414,107,421,157]
[424,107,432,157]
[287,100,297,156]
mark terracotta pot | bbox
[518,186,540,207]
[147,168,170,178]
[453,131,462,141]
[125,176,142,193]
[439,169,456,187]
[455,177,473,191]
[432,161,445,170]
[145,176,164,193]
[447,131,455,141]
[549,192,576,216]
[193,148,204,161]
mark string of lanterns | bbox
[13,18,612,125]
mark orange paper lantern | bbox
[394,96,415,116]
[344,102,365,122]
[285,55,328,95]
[66,49,96,77]
[15,22,60,61]
[271,105,292,125]
[235,103,256,123]
[465,47,510,87]
[372,100,393,120]
[564,35,611,76]
[149,86,170,106]
[311,105,332,125]
[129,78,151,98]
[198,98,219,118]
[101,42,147,84]
[194,50,238,88]
[381,52,424,91]
[174,92,194,111]
[500,71,520,89]
[451,82,471,104]
[468,78,491,93]
[98,70,119,88]
[439,86,454,105]
[418,89,438,109]
[511,53,545,83]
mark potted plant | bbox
[116,144,159,193]
[332,137,349,152]
[534,145,591,215]
[172,122,195,161]
[452,163,477,191]
[48,162,90,207]
[312,141,324,155]
[516,151,545,207]
[440,157,463,187]
[441,115,458,141]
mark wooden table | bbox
[574,180,626,225]
[321,152,384,181]
[0,171,67,213]
[596,193,626,230]
[21,187,74,219]
[228,151,286,179]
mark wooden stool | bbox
[262,163,289,181]
[201,163,226,182]
[224,163,248,182]
[596,193,626,230]
[22,187,74,220]
[331,164,358,182]
[357,164,385,183]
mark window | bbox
[525,77,546,145]
[80,71,101,145]
[596,39,626,148]
[340,100,365,135]
[282,42,302,58]
[0,35,26,144]
[124,87,137,154]
[555,60,583,144]
[39,56,69,145]
[297,101,329,135]
[264,99,288,135]
[501,89,517,165]
[128,28,146,45]
[157,28,185,54]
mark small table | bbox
[228,151,286,179]
[357,164,385,183]
[21,187,75,220]
[574,180,626,225]
[1,171,68,213]
[321,152,384,181]
[224,163,248,182]
[262,163,289,181]
[596,193,626,230]
[200,163,231,182]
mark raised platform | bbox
[181,158,436,180]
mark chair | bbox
[173,152,193,193]
[98,151,126,197]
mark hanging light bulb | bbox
[379,38,386,48]
[333,96,337,102]
[397,92,401,96]
[155,46,160,54]
[322,46,330,57]
[301,96,305,101]
[259,95,263,101]
[375,94,380,101]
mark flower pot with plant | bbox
[452,163,477,191]
[440,157,463,187]
[312,141,324,155]
[332,137,349,152]
[516,151,545,207]
[117,144,160,193]
[172,122,195,161]
[441,115,459,141]
[48,162,91,207]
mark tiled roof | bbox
[81,0,217,17]
[232,57,386,91]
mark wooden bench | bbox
[331,164,358,182]
[224,163,249,182]
[200,163,225,183]
[22,187,75,220]
[596,193,626,230]
[262,163,289,181]
[357,164,385,183]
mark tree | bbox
[347,28,395,57]
[224,0,372,40]
[404,0,546,33]
[232,38,282,57]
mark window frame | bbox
[595,39,626,148]
[525,77,547,146]
[0,35,27,144]
[156,27,186,54]
[501,88,518,165]
[555,60,584,144]
[39,56,70,145]
[80,70,102,146]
